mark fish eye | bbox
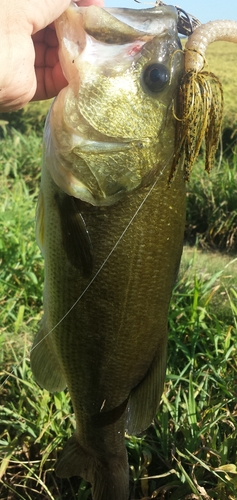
[142,64,170,92]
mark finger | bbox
[32,26,58,46]
[33,63,68,101]
[27,0,71,34]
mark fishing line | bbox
[30,158,171,349]
[1,156,171,390]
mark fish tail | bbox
[92,461,129,500]
[56,434,129,500]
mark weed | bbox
[185,155,237,251]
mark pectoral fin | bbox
[126,338,167,435]
[55,194,93,277]
[30,319,66,392]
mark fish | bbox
[30,3,185,499]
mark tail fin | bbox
[56,434,129,500]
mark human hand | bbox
[0,0,104,112]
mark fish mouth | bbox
[48,3,183,206]
[54,3,179,86]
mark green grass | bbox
[0,100,52,138]
[205,41,237,134]
[180,247,237,325]
[0,130,43,369]
[185,154,237,252]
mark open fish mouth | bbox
[44,3,184,206]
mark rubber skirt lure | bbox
[171,20,237,182]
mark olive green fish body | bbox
[33,150,185,497]
[31,4,185,499]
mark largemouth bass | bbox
[31,3,185,499]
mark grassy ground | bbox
[185,157,237,252]
[0,37,237,500]
[205,41,237,135]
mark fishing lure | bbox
[171,20,237,181]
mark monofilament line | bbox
[1,158,170,389]
[30,158,170,352]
